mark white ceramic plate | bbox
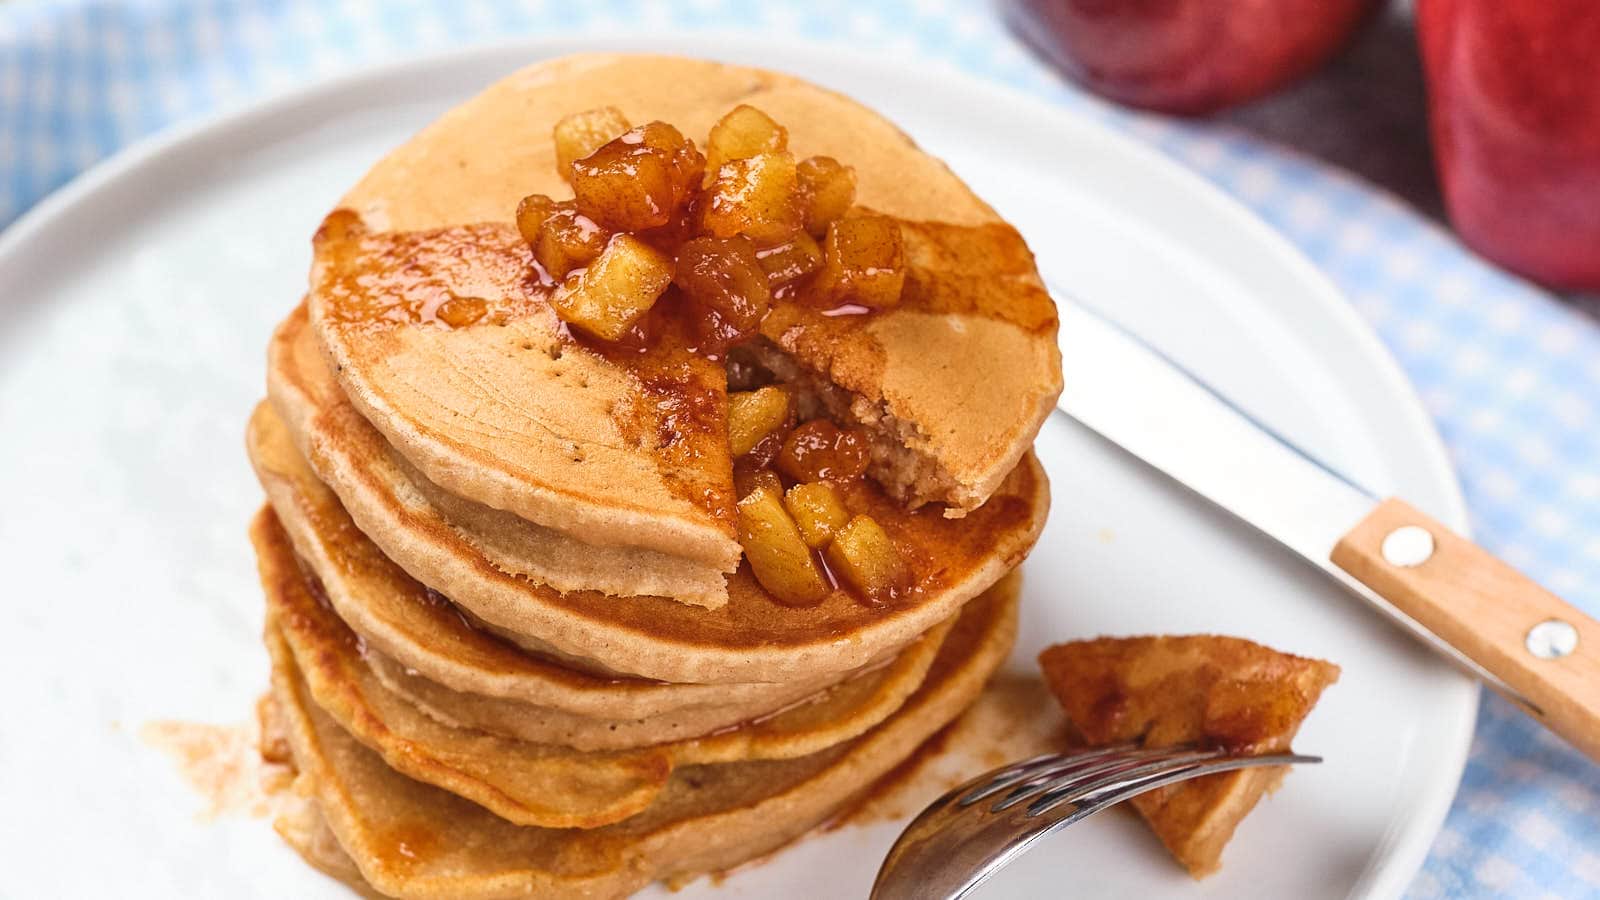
[0,36,1476,900]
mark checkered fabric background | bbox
[2,0,1595,895]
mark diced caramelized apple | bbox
[550,235,673,340]
[572,122,705,232]
[737,428,786,474]
[755,232,823,288]
[528,200,611,279]
[797,156,856,236]
[825,515,912,604]
[737,483,830,606]
[553,106,631,182]
[706,105,789,172]
[515,194,559,246]
[522,105,900,349]
[734,466,783,500]
[777,419,871,483]
[433,296,488,328]
[700,152,803,245]
[727,386,791,457]
[810,215,906,308]
[784,482,850,549]
[674,236,772,348]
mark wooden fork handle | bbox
[1331,498,1600,761]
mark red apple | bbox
[1418,0,1600,292]
[1006,0,1383,115]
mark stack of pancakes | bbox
[245,54,1061,897]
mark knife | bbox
[1057,296,1600,761]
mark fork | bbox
[870,743,1321,900]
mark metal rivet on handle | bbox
[1381,525,1435,567]
[1526,619,1579,660]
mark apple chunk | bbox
[674,236,772,350]
[571,122,705,232]
[549,234,673,340]
[553,106,631,181]
[797,156,856,237]
[825,515,912,604]
[737,483,830,606]
[811,215,905,308]
[784,482,850,549]
[516,195,610,280]
[700,152,803,245]
[755,232,823,289]
[706,105,788,172]
[727,386,791,457]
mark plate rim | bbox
[0,33,1478,900]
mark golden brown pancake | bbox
[306,54,1061,586]
[273,788,386,900]
[262,313,1049,685]
[1039,635,1340,878]
[248,409,923,736]
[254,514,954,828]
[271,303,727,608]
[312,209,740,572]
[269,572,1019,898]
[360,646,910,752]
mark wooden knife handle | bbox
[1331,498,1600,761]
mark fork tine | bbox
[987,745,1207,812]
[869,748,1321,900]
[952,752,1103,807]
[955,746,1130,807]
[1030,752,1321,822]
[1019,747,1225,816]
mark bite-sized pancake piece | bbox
[267,310,1049,685]
[267,573,1019,899]
[309,53,1060,546]
[253,518,956,828]
[270,304,728,608]
[1038,635,1340,878]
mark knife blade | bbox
[1056,295,1600,761]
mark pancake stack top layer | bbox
[310,51,1061,592]
[244,52,1061,897]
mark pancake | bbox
[274,787,385,900]
[269,572,1019,899]
[253,510,955,827]
[1038,635,1340,878]
[312,209,741,573]
[306,53,1061,585]
[247,412,902,734]
[361,647,907,752]
[263,316,1048,684]
[270,304,726,608]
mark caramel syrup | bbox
[313,209,1055,346]
[312,211,735,527]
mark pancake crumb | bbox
[141,695,296,821]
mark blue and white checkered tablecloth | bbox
[2,1,1595,896]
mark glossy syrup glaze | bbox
[313,210,734,527]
